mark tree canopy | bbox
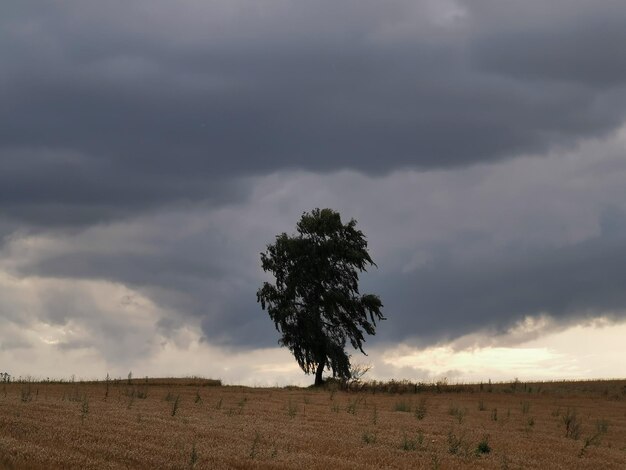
[257,208,384,386]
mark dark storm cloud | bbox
[3,0,626,364]
[3,0,626,226]
[0,148,247,227]
[467,0,626,87]
[376,211,626,346]
[8,156,626,352]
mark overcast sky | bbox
[2,0,626,384]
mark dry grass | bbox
[0,378,625,469]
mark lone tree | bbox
[257,208,384,386]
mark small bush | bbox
[362,430,376,444]
[80,396,89,423]
[189,443,199,468]
[346,398,360,415]
[579,419,610,456]
[394,400,411,412]
[476,436,491,455]
[401,432,417,451]
[67,387,84,402]
[414,397,427,420]
[563,408,582,440]
[447,430,469,456]
[171,395,180,416]
[20,385,33,403]
[237,397,247,414]
[449,404,466,424]
[287,399,297,418]
[249,432,260,459]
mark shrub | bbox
[414,397,427,420]
[394,400,411,412]
[171,395,180,416]
[346,397,361,415]
[579,419,609,457]
[596,419,609,434]
[448,404,467,424]
[401,432,417,451]
[249,432,260,459]
[563,408,581,439]
[20,385,33,403]
[189,443,199,468]
[476,436,491,455]
[80,396,89,423]
[287,399,297,418]
[447,430,469,456]
[362,430,376,444]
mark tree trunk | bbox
[314,358,326,387]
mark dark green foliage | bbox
[257,208,384,386]
[476,436,491,455]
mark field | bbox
[1,378,625,469]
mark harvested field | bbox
[1,378,625,469]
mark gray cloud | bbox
[467,0,626,87]
[376,212,626,346]
[2,0,626,376]
[3,1,626,227]
[4,133,626,354]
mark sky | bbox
[2,0,626,385]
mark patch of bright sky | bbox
[380,319,626,383]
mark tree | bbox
[257,208,384,386]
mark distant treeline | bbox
[325,377,626,398]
